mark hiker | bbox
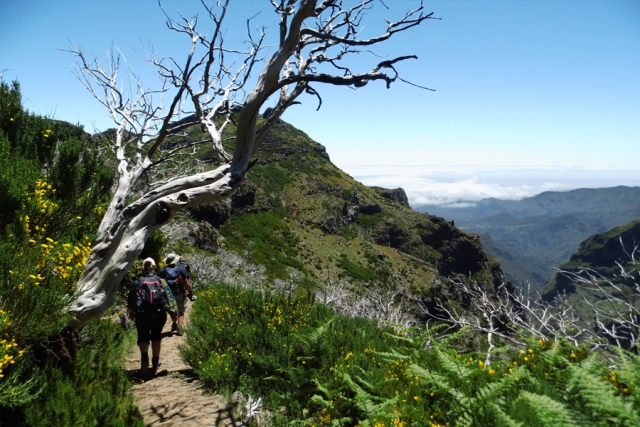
[159,253,192,335]
[178,255,194,301]
[127,257,168,378]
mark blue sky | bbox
[1,0,639,206]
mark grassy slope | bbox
[185,119,504,296]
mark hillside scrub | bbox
[0,80,143,425]
[183,283,640,426]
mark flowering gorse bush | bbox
[0,80,142,425]
[184,283,640,426]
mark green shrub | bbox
[0,80,141,426]
[356,212,388,228]
[220,210,305,279]
[1,319,143,427]
[336,254,377,282]
[184,285,640,426]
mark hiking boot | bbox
[151,356,162,374]
[140,359,149,379]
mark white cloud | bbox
[340,165,640,207]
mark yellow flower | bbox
[489,369,496,375]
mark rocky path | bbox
[123,301,245,426]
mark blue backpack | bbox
[163,266,186,295]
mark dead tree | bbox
[417,278,598,365]
[558,238,640,350]
[65,0,435,327]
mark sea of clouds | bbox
[340,165,640,208]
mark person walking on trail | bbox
[128,257,168,379]
[179,255,194,301]
[159,253,192,336]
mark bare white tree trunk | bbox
[66,0,435,328]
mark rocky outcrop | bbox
[179,116,505,298]
[360,203,382,215]
[370,186,410,207]
[342,190,361,222]
[541,219,640,301]
[188,182,260,227]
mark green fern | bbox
[515,391,582,427]
[433,346,474,380]
[567,361,639,425]
[407,364,468,410]
[489,403,524,427]
[292,317,334,349]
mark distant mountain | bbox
[415,187,640,289]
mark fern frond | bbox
[516,391,582,427]
[489,403,524,427]
[369,348,410,363]
[438,325,473,346]
[407,364,469,410]
[309,394,334,410]
[338,372,385,415]
[567,362,640,425]
[382,331,416,346]
[433,347,473,380]
[293,317,334,349]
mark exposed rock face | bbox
[312,216,341,234]
[360,204,382,215]
[542,219,640,301]
[342,202,360,223]
[342,190,361,223]
[189,200,231,229]
[188,222,221,252]
[370,186,410,207]
[188,182,259,227]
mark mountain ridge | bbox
[167,118,509,305]
[415,186,640,289]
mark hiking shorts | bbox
[135,311,167,343]
[175,293,186,315]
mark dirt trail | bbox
[123,301,244,426]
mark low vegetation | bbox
[183,283,640,426]
[0,80,143,426]
[3,78,640,427]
